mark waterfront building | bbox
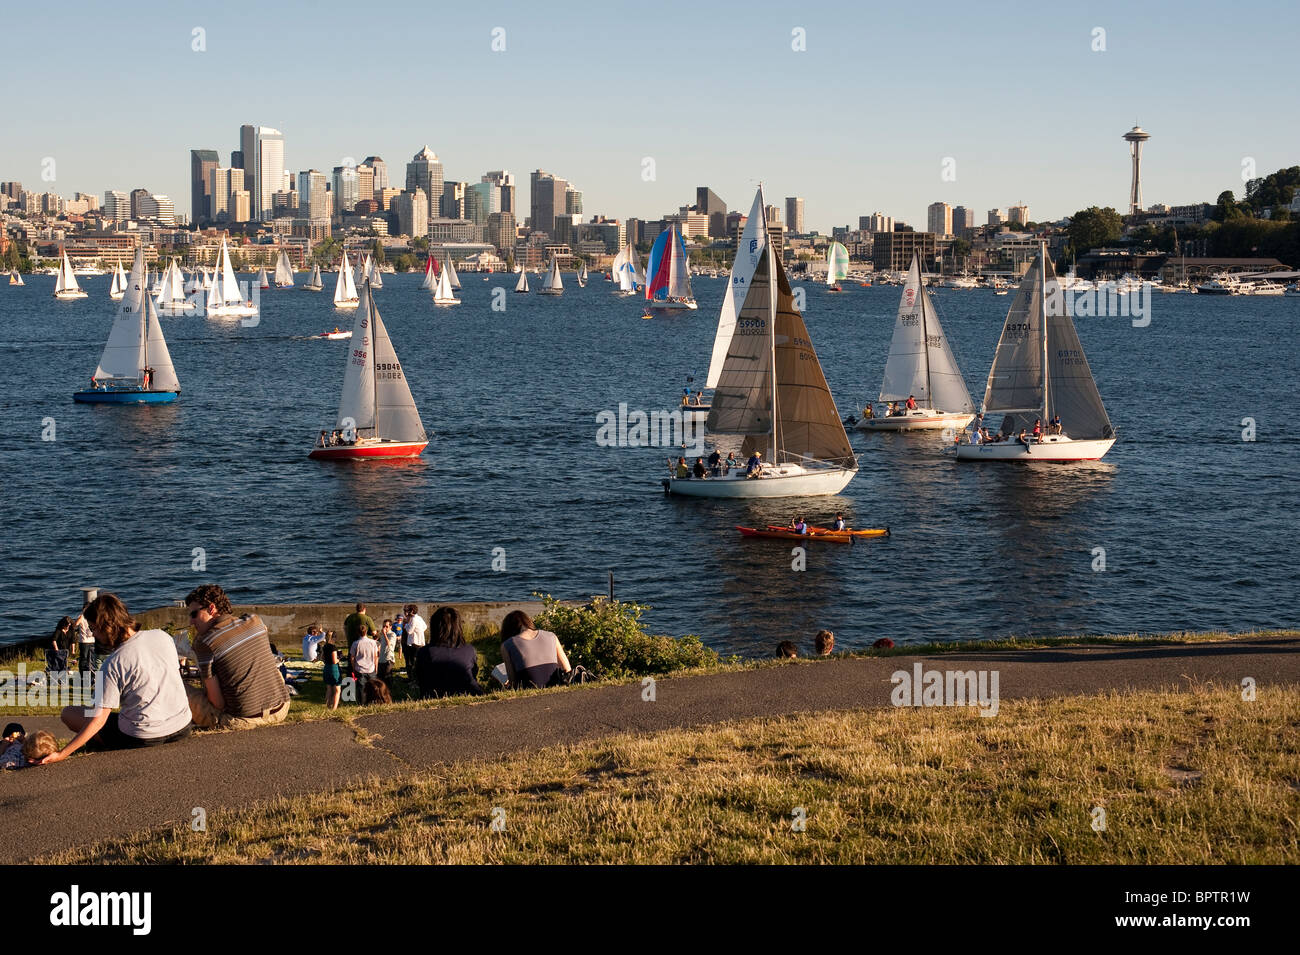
[785,197,805,235]
[873,230,937,271]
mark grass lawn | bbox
[37,683,1300,865]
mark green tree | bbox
[951,237,972,259]
[371,238,385,263]
[1212,190,1246,222]
[1066,206,1123,255]
[411,236,429,252]
[392,253,414,272]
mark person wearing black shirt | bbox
[416,607,483,698]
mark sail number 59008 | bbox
[737,318,766,332]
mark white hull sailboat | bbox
[304,264,324,291]
[156,258,196,315]
[108,260,128,300]
[206,237,258,318]
[54,250,88,300]
[955,243,1116,462]
[310,281,427,460]
[513,267,529,294]
[646,225,696,311]
[74,247,180,404]
[334,251,360,309]
[444,256,461,291]
[274,250,295,288]
[432,260,460,306]
[663,234,857,498]
[539,257,564,296]
[857,254,975,432]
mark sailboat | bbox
[304,263,324,291]
[444,256,461,291]
[826,241,849,292]
[333,250,360,309]
[420,254,439,290]
[576,262,588,288]
[8,269,23,286]
[274,250,295,288]
[857,254,975,432]
[694,186,770,420]
[513,265,529,294]
[183,267,201,296]
[645,224,696,311]
[368,256,384,289]
[201,266,214,292]
[955,243,1116,461]
[149,269,164,295]
[54,250,88,300]
[108,260,128,301]
[611,244,642,297]
[206,237,258,318]
[309,281,427,460]
[432,260,460,306]
[257,265,270,290]
[662,236,857,497]
[155,258,194,315]
[74,247,180,404]
[539,257,564,296]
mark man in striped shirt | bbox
[184,584,291,730]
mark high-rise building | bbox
[529,170,568,235]
[376,188,401,211]
[861,212,894,234]
[230,190,251,224]
[364,157,388,195]
[765,204,781,225]
[0,182,22,201]
[696,187,727,236]
[392,188,429,238]
[486,211,517,253]
[332,165,359,213]
[1007,203,1029,225]
[467,181,497,227]
[927,202,953,237]
[873,231,937,271]
[405,146,444,223]
[129,188,150,219]
[103,190,129,221]
[136,194,175,226]
[297,170,328,222]
[483,171,515,214]
[987,208,1005,227]
[565,186,582,216]
[441,180,465,220]
[239,125,285,222]
[210,168,232,219]
[190,149,219,225]
[952,206,976,235]
[356,164,374,209]
[785,197,805,235]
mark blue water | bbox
[2,273,1297,654]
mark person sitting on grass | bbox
[814,630,835,656]
[416,606,484,698]
[776,641,797,659]
[185,584,291,731]
[499,610,572,690]
[41,593,193,763]
[1,723,26,769]
[362,679,392,705]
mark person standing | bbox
[404,604,427,671]
[350,624,380,703]
[377,619,398,680]
[343,602,376,647]
[73,610,97,673]
[392,613,407,674]
[48,617,72,676]
[184,584,291,730]
[319,631,342,710]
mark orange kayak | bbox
[738,525,852,542]
[766,524,890,538]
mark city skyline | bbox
[2,0,1298,232]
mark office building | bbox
[785,197,805,235]
[333,165,359,213]
[873,231,937,271]
[129,188,150,219]
[137,194,175,226]
[364,157,388,195]
[530,170,568,235]
[405,146,444,222]
[190,149,219,225]
[952,206,976,235]
[927,202,952,237]
[239,124,285,222]
[103,190,129,221]
[486,210,517,252]
[988,208,1006,227]
[483,170,515,214]
[392,188,429,238]
[297,170,328,222]
[565,186,582,216]
[356,164,374,209]
[1008,203,1029,225]
[861,212,894,234]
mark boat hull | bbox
[648,299,698,312]
[739,526,852,542]
[954,435,1115,462]
[663,464,857,498]
[54,291,88,300]
[334,300,360,310]
[857,410,974,432]
[206,304,259,318]
[309,440,427,460]
[74,390,178,404]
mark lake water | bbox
[3,271,1297,655]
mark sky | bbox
[3,0,1298,232]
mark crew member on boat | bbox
[1017,429,1033,453]
[1032,418,1043,441]
[906,395,917,411]
[675,456,689,479]
[746,451,763,477]
[693,458,709,479]
[708,450,722,476]
[1051,415,1062,435]
[724,452,737,475]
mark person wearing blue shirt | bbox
[832,514,846,532]
[746,451,763,476]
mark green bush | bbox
[534,595,718,680]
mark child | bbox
[1,723,25,769]
[23,731,56,766]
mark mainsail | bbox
[707,240,854,467]
[514,267,529,293]
[334,250,358,304]
[445,256,461,290]
[878,255,974,413]
[55,251,81,295]
[981,253,1046,416]
[1043,256,1113,438]
[827,242,849,285]
[336,285,425,442]
[274,250,294,287]
[706,186,768,388]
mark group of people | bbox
[680,390,706,407]
[674,450,767,480]
[47,612,99,675]
[775,631,894,659]
[967,414,1062,450]
[783,513,848,534]
[881,395,920,417]
[317,429,358,448]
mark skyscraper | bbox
[364,157,389,195]
[530,170,568,235]
[393,188,428,238]
[862,212,893,234]
[239,125,285,222]
[927,202,953,237]
[332,165,359,213]
[129,188,150,219]
[405,147,444,224]
[1007,204,1029,225]
[952,206,975,235]
[297,170,328,222]
[190,149,219,225]
[103,190,129,221]
[785,197,805,235]
[483,171,515,214]
[356,164,374,209]
[441,180,465,219]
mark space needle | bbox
[1123,126,1151,215]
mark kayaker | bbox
[792,517,808,535]
[832,514,846,532]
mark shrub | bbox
[534,595,718,680]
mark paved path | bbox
[2,636,1296,862]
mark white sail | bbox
[630,246,644,287]
[55,251,82,294]
[667,226,692,299]
[612,246,632,291]
[368,256,383,289]
[202,266,213,291]
[879,255,973,414]
[307,264,323,289]
[337,286,377,431]
[578,262,589,282]
[514,266,529,293]
[336,285,426,442]
[982,253,1046,415]
[110,261,127,297]
[334,250,358,305]
[257,265,270,288]
[142,288,180,391]
[706,187,768,389]
[543,258,564,292]
[433,264,458,303]
[93,248,149,381]
[360,254,373,288]
[275,250,294,286]
[211,238,245,306]
[421,255,436,289]
[160,259,188,305]
[445,256,461,290]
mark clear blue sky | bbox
[4,0,1297,231]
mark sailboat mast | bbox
[920,259,934,406]
[1040,242,1049,423]
[768,238,778,462]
